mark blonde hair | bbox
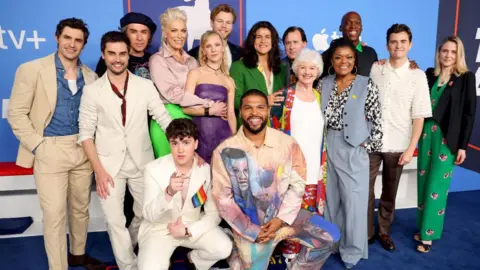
[199,30,229,75]
[159,8,187,43]
[434,36,469,76]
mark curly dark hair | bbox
[329,37,359,75]
[55,18,90,45]
[166,118,199,141]
[243,21,282,74]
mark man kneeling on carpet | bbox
[137,118,232,270]
[211,90,340,269]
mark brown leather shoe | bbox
[377,234,396,251]
[68,253,106,270]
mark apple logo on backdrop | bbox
[312,29,343,52]
[312,28,330,52]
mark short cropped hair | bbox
[210,4,237,23]
[160,8,187,42]
[292,48,323,79]
[386,23,412,43]
[55,18,90,45]
[100,31,130,53]
[240,89,269,108]
[166,118,199,141]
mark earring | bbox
[328,66,335,76]
[352,66,358,75]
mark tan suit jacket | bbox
[139,154,221,242]
[78,72,171,177]
[7,53,97,168]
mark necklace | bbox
[206,63,222,75]
[439,75,450,85]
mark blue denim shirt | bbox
[43,53,85,137]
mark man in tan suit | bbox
[138,118,232,270]
[78,31,171,270]
[7,18,105,270]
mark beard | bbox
[107,62,128,75]
[242,117,267,134]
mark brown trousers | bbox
[33,135,93,270]
[368,152,404,238]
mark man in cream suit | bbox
[7,18,105,270]
[137,118,232,270]
[78,31,171,270]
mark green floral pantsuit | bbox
[417,79,455,241]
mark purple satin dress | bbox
[193,84,232,163]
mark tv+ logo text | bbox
[0,26,46,50]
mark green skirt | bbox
[150,103,191,158]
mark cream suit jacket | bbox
[139,154,221,242]
[78,71,171,177]
[7,53,97,168]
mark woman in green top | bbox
[230,21,286,128]
[416,36,477,252]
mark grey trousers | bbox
[324,129,369,265]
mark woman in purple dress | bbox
[182,31,237,163]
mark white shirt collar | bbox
[383,59,410,78]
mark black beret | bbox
[120,12,157,35]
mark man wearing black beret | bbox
[95,12,156,79]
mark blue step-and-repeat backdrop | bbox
[1,0,479,190]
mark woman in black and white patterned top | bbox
[316,37,382,269]
[319,76,382,152]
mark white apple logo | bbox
[312,28,330,52]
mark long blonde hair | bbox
[434,36,469,76]
[198,30,229,75]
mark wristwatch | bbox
[203,99,212,116]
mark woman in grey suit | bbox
[317,37,382,269]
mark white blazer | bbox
[78,72,171,177]
[139,154,221,242]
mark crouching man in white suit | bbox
[138,118,232,270]
[78,31,172,270]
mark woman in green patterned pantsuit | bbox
[416,36,477,253]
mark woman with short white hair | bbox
[270,48,332,261]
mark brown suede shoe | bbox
[377,234,396,251]
[68,254,106,270]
